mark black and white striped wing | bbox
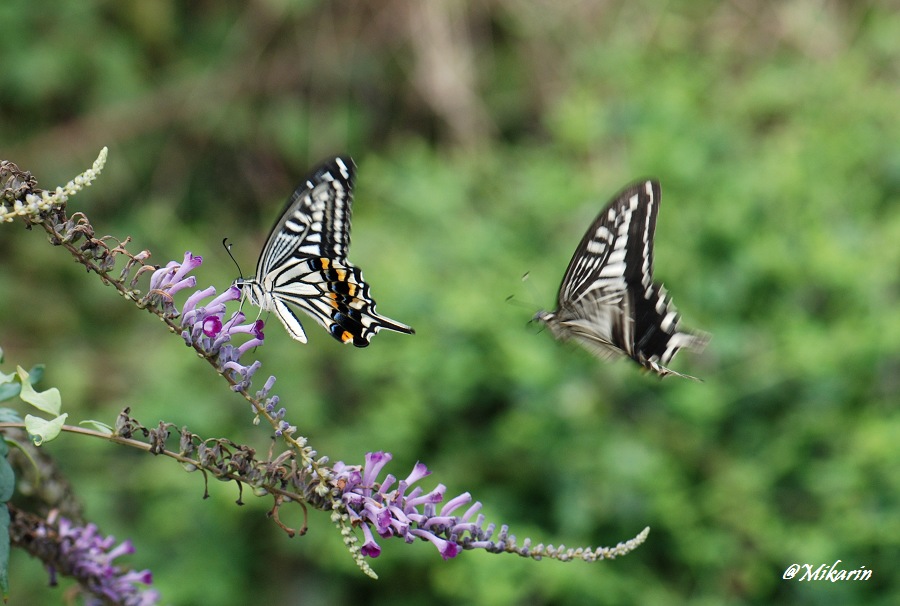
[535,180,708,378]
[237,157,414,346]
[256,156,353,277]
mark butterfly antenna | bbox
[521,270,544,300]
[223,238,244,280]
[223,238,249,313]
[507,271,543,311]
[505,293,536,310]
[505,272,548,332]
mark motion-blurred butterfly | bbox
[234,156,414,346]
[534,179,708,378]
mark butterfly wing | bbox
[246,156,413,346]
[541,180,708,378]
[267,257,413,346]
[557,181,652,306]
[256,157,353,278]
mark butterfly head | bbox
[532,309,553,323]
[224,238,259,306]
[533,309,564,338]
[232,276,264,309]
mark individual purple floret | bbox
[144,252,202,315]
[37,510,160,605]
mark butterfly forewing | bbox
[558,181,653,305]
[537,179,707,378]
[257,158,353,277]
[237,157,413,346]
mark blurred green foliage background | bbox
[2,1,900,604]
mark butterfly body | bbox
[234,157,414,346]
[535,180,708,378]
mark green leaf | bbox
[79,419,114,435]
[24,413,68,445]
[26,364,45,385]
[0,431,9,600]
[0,369,16,402]
[0,383,19,403]
[0,504,9,599]
[0,455,14,503]
[0,409,21,424]
[3,438,38,486]
[16,366,61,415]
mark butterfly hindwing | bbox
[236,157,413,346]
[536,180,707,378]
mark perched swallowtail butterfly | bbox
[534,180,708,378]
[234,157,414,346]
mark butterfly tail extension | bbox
[650,329,710,380]
[632,283,709,379]
[328,307,414,347]
[371,313,415,336]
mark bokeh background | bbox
[2,1,900,604]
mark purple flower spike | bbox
[176,281,270,395]
[142,257,279,415]
[36,511,160,605]
[334,453,479,561]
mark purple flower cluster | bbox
[334,452,489,560]
[144,251,203,316]
[38,510,159,606]
[137,251,286,427]
[142,252,271,395]
[181,287,265,390]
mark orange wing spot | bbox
[328,292,339,309]
[341,330,353,343]
[320,258,331,270]
[335,268,347,281]
[347,283,357,296]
